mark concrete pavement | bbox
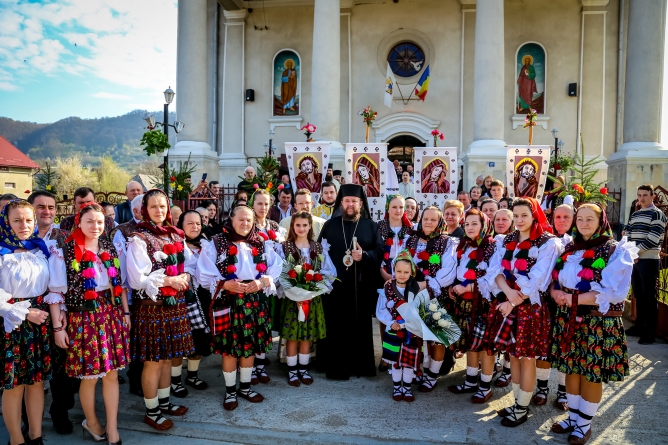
[1,319,667,444]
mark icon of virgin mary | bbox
[354,155,380,197]
[421,158,450,194]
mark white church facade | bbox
[170,0,668,222]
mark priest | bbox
[317,184,384,380]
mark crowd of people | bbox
[0,170,664,445]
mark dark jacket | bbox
[115,200,133,225]
[268,205,293,224]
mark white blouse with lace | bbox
[484,235,564,305]
[196,239,283,297]
[126,235,197,301]
[556,237,638,314]
[0,248,49,332]
[455,235,504,299]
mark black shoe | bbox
[129,387,144,397]
[638,336,656,345]
[625,326,642,336]
[51,414,74,435]
[118,375,126,384]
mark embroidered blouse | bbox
[408,237,457,297]
[455,234,504,299]
[375,285,407,328]
[557,237,638,314]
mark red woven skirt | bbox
[131,297,195,362]
[510,298,551,359]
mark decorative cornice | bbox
[581,0,609,6]
[224,9,248,21]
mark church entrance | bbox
[387,134,425,168]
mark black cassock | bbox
[316,216,384,380]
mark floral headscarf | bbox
[416,205,446,240]
[457,208,494,252]
[392,249,417,277]
[136,189,185,238]
[566,203,612,255]
[0,200,50,258]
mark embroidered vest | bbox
[502,230,554,275]
[384,280,406,321]
[130,228,185,300]
[212,234,267,280]
[405,234,450,278]
[280,240,323,267]
[62,236,119,307]
[456,241,497,282]
[110,219,138,242]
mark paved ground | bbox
[1,319,667,444]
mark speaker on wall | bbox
[246,89,255,102]
[568,83,577,97]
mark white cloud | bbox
[0,81,18,91]
[92,92,132,100]
[0,0,178,91]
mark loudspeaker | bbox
[245,89,255,102]
[568,83,577,97]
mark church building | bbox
[171,0,667,222]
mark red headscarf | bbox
[520,197,553,240]
[136,189,185,238]
[65,202,102,263]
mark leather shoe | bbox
[532,393,548,405]
[238,390,264,403]
[638,336,656,345]
[551,421,575,434]
[471,390,494,404]
[447,384,478,394]
[143,415,174,431]
[554,399,569,411]
[568,428,592,444]
[500,411,528,427]
[624,326,641,336]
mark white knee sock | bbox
[402,368,415,385]
[391,366,403,383]
[298,353,310,366]
[171,366,181,377]
[516,389,532,412]
[239,367,253,384]
[567,393,581,425]
[223,370,237,394]
[512,382,520,400]
[187,359,200,372]
[429,360,443,375]
[286,355,298,367]
[575,399,599,437]
[479,373,492,394]
[558,371,566,386]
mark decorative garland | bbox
[258,229,278,242]
[159,242,187,306]
[552,249,606,292]
[382,226,409,263]
[409,248,442,277]
[75,250,123,310]
[501,239,532,288]
[458,248,479,287]
[224,243,267,281]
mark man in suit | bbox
[115,180,144,224]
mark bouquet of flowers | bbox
[394,289,461,347]
[431,129,444,147]
[523,108,538,128]
[278,253,335,321]
[301,122,316,142]
[358,106,378,127]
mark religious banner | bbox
[285,142,330,204]
[413,147,458,211]
[345,143,388,221]
[506,145,551,202]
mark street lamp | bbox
[143,87,185,195]
[551,128,559,171]
[268,128,276,156]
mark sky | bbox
[0,0,178,123]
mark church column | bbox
[218,9,249,186]
[311,0,344,167]
[607,0,668,222]
[462,0,506,189]
[173,0,218,180]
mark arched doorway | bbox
[387,134,425,168]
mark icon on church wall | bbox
[516,43,545,114]
[353,154,381,197]
[273,50,300,116]
[506,146,550,202]
[414,148,458,210]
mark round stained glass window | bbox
[387,42,426,78]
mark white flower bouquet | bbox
[395,289,461,347]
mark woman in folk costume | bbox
[47,203,130,444]
[549,204,636,445]
[447,209,502,403]
[377,194,413,371]
[277,211,335,387]
[405,205,457,392]
[376,250,423,402]
[0,201,52,445]
[251,189,286,383]
[126,189,196,431]
[196,205,282,410]
[166,210,213,398]
[484,197,563,427]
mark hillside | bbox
[0,110,177,168]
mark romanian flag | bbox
[414,65,430,101]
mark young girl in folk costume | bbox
[126,190,196,431]
[447,209,501,403]
[47,203,130,444]
[166,210,213,397]
[277,211,335,387]
[484,198,563,427]
[0,201,52,445]
[405,205,457,392]
[376,250,423,402]
[377,194,413,371]
[549,204,636,445]
[196,205,282,411]
[251,189,286,383]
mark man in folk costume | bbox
[317,184,385,379]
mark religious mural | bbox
[345,144,388,221]
[273,50,300,116]
[414,148,458,210]
[285,143,329,204]
[516,43,545,114]
[505,146,551,203]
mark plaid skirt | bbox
[381,329,422,371]
[0,296,53,389]
[451,293,491,353]
[211,289,273,358]
[131,297,195,362]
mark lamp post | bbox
[144,87,184,196]
[551,128,559,170]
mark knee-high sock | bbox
[575,399,599,437]
[223,370,237,395]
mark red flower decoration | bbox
[467,250,477,260]
[256,263,267,273]
[600,187,608,195]
[84,290,97,300]
[99,252,111,262]
[314,273,323,282]
[383,252,390,261]
[385,238,394,246]
[258,232,269,241]
[506,242,517,251]
[174,243,184,253]
[170,176,177,182]
[226,265,236,273]
[303,263,313,271]
[305,274,313,282]
[163,244,176,255]
[267,230,277,241]
[583,250,595,259]
[82,250,96,262]
[113,285,123,297]
[251,247,259,257]
[228,245,238,255]
[517,241,532,250]
[417,251,430,261]
[287,270,297,279]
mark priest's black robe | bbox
[316,215,384,380]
